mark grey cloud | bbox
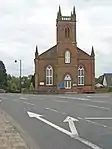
[0,0,112,77]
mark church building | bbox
[34,6,95,93]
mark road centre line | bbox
[20,97,28,100]
[79,103,111,110]
[23,101,36,106]
[59,96,90,101]
[78,117,112,129]
[85,117,112,120]
[58,96,107,103]
[46,108,66,115]
[52,100,68,103]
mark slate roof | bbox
[104,73,112,87]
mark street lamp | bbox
[15,60,22,93]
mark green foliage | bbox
[29,82,34,90]
[0,61,7,89]
[96,75,103,84]
[6,74,35,92]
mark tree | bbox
[31,74,35,87]
[29,82,34,90]
[0,61,7,89]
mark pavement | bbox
[0,93,112,149]
[0,107,28,149]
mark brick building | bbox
[34,6,95,93]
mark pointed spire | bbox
[73,6,76,15]
[35,45,38,58]
[91,46,95,58]
[57,5,62,21]
[58,5,62,16]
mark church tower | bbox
[56,6,78,89]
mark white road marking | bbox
[24,101,36,106]
[64,116,79,136]
[46,108,66,115]
[85,117,112,120]
[80,103,111,111]
[78,117,112,129]
[87,95,110,98]
[59,96,90,101]
[0,100,1,102]
[27,111,103,149]
[52,100,68,103]
[58,95,108,103]
[20,97,28,100]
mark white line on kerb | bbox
[46,108,66,115]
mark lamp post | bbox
[15,60,22,93]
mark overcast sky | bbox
[0,0,112,77]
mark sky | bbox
[0,0,112,77]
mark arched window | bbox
[65,50,70,63]
[78,66,84,85]
[46,65,53,85]
[65,27,70,38]
[64,74,72,89]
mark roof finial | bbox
[35,45,38,58]
[57,5,62,21]
[91,46,95,58]
[73,6,76,15]
[59,5,62,16]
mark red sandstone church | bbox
[34,6,95,93]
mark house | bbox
[34,6,95,93]
[103,73,112,88]
[95,83,103,88]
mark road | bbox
[0,93,112,149]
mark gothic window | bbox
[65,50,70,63]
[64,74,72,89]
[65,27,70,38]
[46,65,53,85]
[78,66,84,85]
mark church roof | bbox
[38,45,91,59]
[39,45,57,60]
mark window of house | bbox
[46,65,53,85]
[78,66,84,85]
[65,50,70,63]
[65,27,70,38]
[64,74,72,89]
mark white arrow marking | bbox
[27,111,103,149]
[27,111,72,136]
[64,116,79,136]
[85,117,112,120]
